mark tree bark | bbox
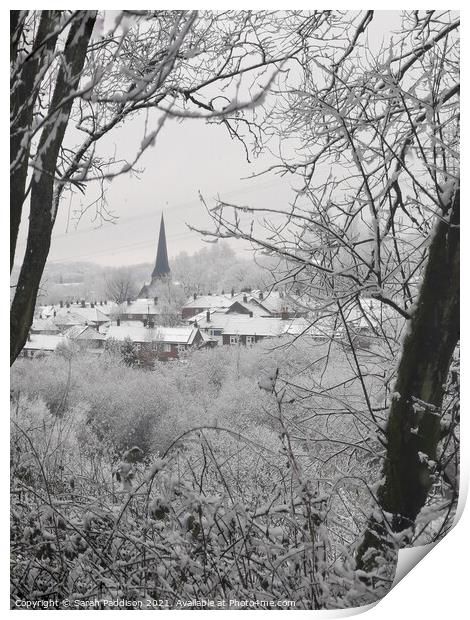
[356,187,460,571]
[10,11,96,365]
[10,11,62,272]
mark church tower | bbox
[138,214,170,298]
[152,214,171,279]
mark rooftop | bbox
[183,294,233,310]
[119,298,160,315]
[31,318,60,333]
[106,325,199,345]
[63,325,106,340]
[23,334,65,351]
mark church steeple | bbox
[152,214,170,279]
[138,214,171,298]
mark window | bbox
[246,335,255,346]
[177,344,186,353]
[163,343,171,353]
[229,335,239,345]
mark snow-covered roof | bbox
[285,316,336,338]
[53,311,88,326]
[119,298,160,315]
[183,294,232,310]
[23,334,65,351]
[53,306,109,325]
[106,325,199,345]
[31,318,60,333]
[63,325,106,340]
[342,297,401,331]
[226,300,267,317]
[95,301,118,316]
[249,290,299,314]
[196,314,285,337]
[72,306,110,323]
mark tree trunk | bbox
[10,12,96,365]
[10,11,61,272]
[356,187,460,571]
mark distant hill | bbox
[11,242,277,305]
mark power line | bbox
[19,176,288,245]
[46,230,198,264]
[15,177,290,264]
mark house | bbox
[225,297,266,317]
[47,304,109,332]
[30,318,61,335]
[181,293,235,320]
[64,304,110,329]
[105,324,205,361]
[248,290,306,319]
[53,311,89,332]
[190,312,314,346]
[20,334,65,358]
[113,297,181,326]
[190,304,335,345]
[116,298,160,323]
[182,289,306,321]
[62,325,106,351]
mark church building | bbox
[139,214,171,298]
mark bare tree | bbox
[195,10,460,575]
[105,268,138,304]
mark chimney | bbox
[116,318,121,326]
[90,301,94,308]
[221,289,225,295]
[100,300,103,306]
[127,298,131,306]
[66,302,70,308]
[231,288,235,298]
[243,294,248,303]
[154,296,158,305]
[259,292,264,301]
[206,310,210,323]
[81,299,86,308]
[281,310,288,321]
[249,311,253,318]
[59,300,63,308]
[193,292,197,301]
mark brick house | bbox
[105,324,205,361]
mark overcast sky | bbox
[16,102,295,267]
[14,10,403,269]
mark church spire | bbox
[152,214,170,278]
